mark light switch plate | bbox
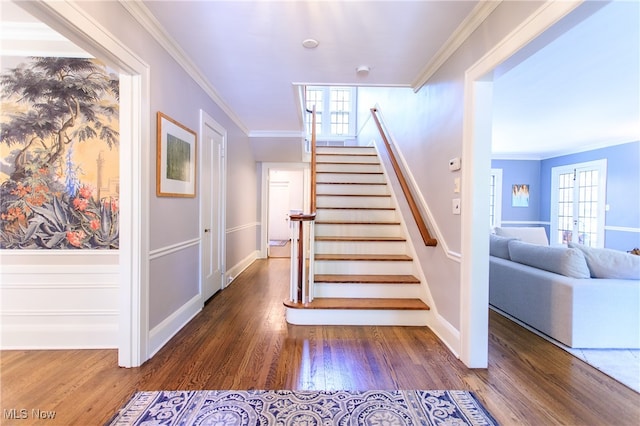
[452,198,461,215]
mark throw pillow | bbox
[568,242,640,280]
[508,240,590,278]
[489,234,517,259]
[495,226,549,245]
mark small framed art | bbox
[512,184,529,207]
[156,112,197,197]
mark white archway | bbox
[460,0,583,367]
[18,0,151,367]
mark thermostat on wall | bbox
[449,157,461,171]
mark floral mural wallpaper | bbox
[0,57,119,249]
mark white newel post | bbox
[288,210,316,304]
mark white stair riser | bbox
[316,195,392,208]
[315,209,398,222]
[316,173,386,184]
[316,223,402,237]
[314,283,421,299]
[316,183,389,196]
[316,163,382,173]
[317,147,377,156]
[315,240,407,255]
[315,260,414,275]
[285,308,429,326]
[317,154,379,164]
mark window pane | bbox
[330,88,351,135]
[305,88,323,135]
[330,112,349,135]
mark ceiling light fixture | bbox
[302,39,319,49]
[356,65,370,76]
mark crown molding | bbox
[492,138,639,161]
[412,1,502,91]
[119,0,249,135]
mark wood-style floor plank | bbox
[1,258,638,425]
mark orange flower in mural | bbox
[90,219,101,231]
[10,183,31,198]
[66,230,86,248]
[73,197,89,211]
[1,207,26,223]
[78,185,93,199]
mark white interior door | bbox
[267,169,304,257]
[201,114,225,300]
[268,181,291,242]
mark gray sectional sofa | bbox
[489,227,640,349]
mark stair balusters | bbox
[289,212,316,304]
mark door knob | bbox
[204,228,211,233]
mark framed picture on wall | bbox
[156,112,197,197]
[512,184,529,207]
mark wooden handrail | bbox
[310,106,317,214]
[370,108,437,247]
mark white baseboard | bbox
[148,294,202,357]
[226,250,259,286]
[428,313,461,359]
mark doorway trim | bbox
[460,0,583,367]
[259,162,310,258]
[21,0,151,367]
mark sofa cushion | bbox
[568,242,640,280]
[495,226,549,245]
[489,234,517,259]
[508,240,590,278]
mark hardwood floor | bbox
[1,258,638,425]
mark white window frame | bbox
[550,159,607,247]
[305,86,357,140]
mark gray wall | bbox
[73,2,259,331]
[357,1,548,331]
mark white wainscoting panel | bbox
[0,251,119,349]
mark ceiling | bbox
[2,1,639,160]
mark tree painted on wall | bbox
[0,57,119,249]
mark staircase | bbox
[284,144,430,326]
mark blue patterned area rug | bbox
[107,389,499,425]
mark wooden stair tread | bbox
[315,254,412,261]
[317,181,387,185]
[315,236,406,242]
[315,274,420,284]
[284,298,429,310]
[316,220,400,225]
[316,161,381,165]
[317,153,378,157]
[317,207,395,210]
[317,193,390,197]
[317,171,383,175]
[317,145,374,148]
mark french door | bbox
[550,159,607,247]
